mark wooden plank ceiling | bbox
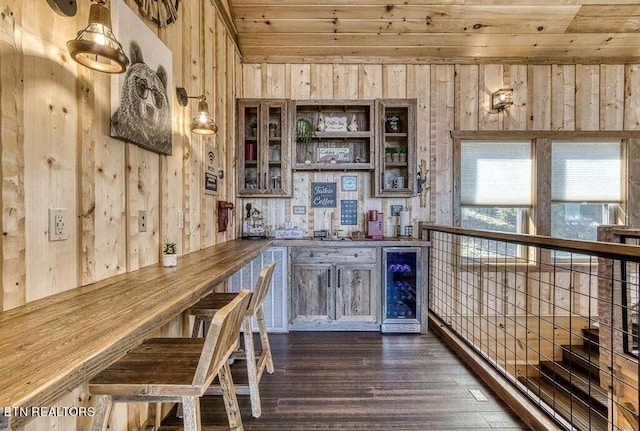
[224,0,640,63]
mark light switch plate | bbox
[139,210,147,233]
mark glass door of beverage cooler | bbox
[382,247,421,333]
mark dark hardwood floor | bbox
[163,331,529,430]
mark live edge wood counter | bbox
[0,239,271,431]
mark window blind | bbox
[552,141,621,202]
[461,141,532,206]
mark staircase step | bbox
[538,361,608,417]
[518,375,608,431]
[581,327,600,353]
[561,344,601,378]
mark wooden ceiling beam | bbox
[238,33,640,48]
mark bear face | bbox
[111,41,172,155]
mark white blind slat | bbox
[461,141,532,206]
[552,141,621,202]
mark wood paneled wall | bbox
[240,63,640,236]
[1,1,238,428]
[1,0,239,311]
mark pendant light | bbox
[67,0,129,74]
[177,87,218,135]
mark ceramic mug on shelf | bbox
[393,177,405,189]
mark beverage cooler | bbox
[381,247,422,333]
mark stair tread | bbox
[519,376,608,431]
[582,327,599,338]
[562,344,601,371]
[538,361,608,411]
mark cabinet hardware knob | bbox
[310,253,314,257]
[354,253,359,257]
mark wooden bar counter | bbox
[0,239,272,431]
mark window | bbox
[460,141,532,257]
[551,141,622,242]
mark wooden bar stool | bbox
[88,289,251,431]
[190,262,276,418]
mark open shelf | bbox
[293,100,375,171]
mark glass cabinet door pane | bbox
[267,106,283,192]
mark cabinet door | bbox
[237,100,262,196]
[262,100,291,197]
[375,99,417,197]
[335,263,378,326]
[237,99,291,197]
[290,263,334,327]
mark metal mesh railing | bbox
[618,231,640,359]
[422,224,640,431]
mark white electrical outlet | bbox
[177,210,184,229]
[139,210,147,233]
[48,208,68,241]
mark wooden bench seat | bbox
[89,290,251,431]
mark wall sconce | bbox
[176,87,218,135]
[47,0,77,17]
[491,88,513,112]
[67,0,129,73]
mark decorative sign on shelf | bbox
[311,182,337,208]
[324,116,348,131]
[385,114,401,133]
[318,147,350,163]
[341,200,358,225]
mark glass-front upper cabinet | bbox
[237,99,291,197]
[375,99,417,197]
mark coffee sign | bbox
[311,182,337,208]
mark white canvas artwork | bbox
[110,0,173,155]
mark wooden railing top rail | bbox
[611,227,640,238]
[0,239,272,430]
[419,223,640,262]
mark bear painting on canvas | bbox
[111,41,172,155]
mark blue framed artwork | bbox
[341,200,358,225]
[341,175,357,191]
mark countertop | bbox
[0,239,271,430]
[271,237,430,247]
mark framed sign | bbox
[391,205,403,216]
[311,182,337,208]
[204,139,218,195]
[318,147,350,163]
[324,116,348,131]
[340,200,358,225]
[341,175,357,191]
[293,205,307,215]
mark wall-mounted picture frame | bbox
[204,138,218,195]
[341,175,357,192]
[293,205,307,215]
[340,200,358,225]
[110,0,173,155]
[311,182,337,208]
[391,205,403,216]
